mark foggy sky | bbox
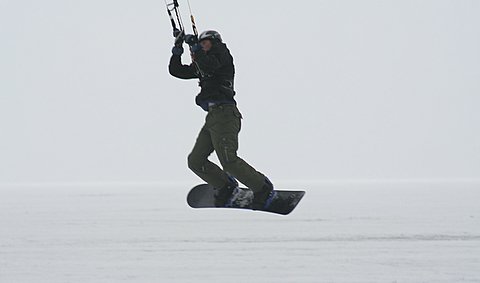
[1,0,479,184]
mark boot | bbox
[252,178,274,210]
[214,176,238,207]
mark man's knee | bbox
[187,153,204,172]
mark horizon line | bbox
[1,178,479,188]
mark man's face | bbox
[200,39,213,52]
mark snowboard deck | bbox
[187,184,305,215]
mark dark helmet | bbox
[199,30,223,43]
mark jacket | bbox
[169,42,236,111]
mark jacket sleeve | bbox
[169,55,198,79]
[193,46,230,75]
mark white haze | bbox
[1,0,479,184]
[1,2,480,282]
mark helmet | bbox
[199,30,223,43]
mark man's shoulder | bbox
[211,43,230,55]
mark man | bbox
[168,30,274,210]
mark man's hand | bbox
[184,34,202,53]
[172,46,184,56]
[174,29,185,47]
[184,34,198,46]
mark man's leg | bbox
[208,106,267,193]
[187,126,230,189]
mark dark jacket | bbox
[169,42,236,111]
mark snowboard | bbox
[187,184,305,215]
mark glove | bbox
[173,28,182,38]
[172,46,184,56]
[184,34,202,53]
[174,29,184,47]
[184,34,198,46]
[190,43,202,53]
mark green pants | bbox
[187,104,266,192]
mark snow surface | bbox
[1,182,479,283]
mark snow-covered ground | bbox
[1,181,479,283]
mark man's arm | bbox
[168,47,199,79]
[169,55,198,79]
